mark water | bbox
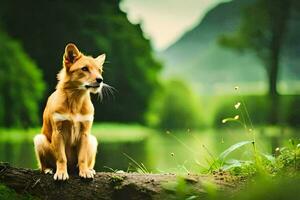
[0,127,297,173]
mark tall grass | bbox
[167,86,300,177]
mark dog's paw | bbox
[54,170,69,181]
[44,168,53,175]
[79,169,94,179]
[90,169,96,175]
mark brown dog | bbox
[34,43,105,180]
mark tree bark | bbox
[0,163,238,200]
[267,0,291,124]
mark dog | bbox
[34,43,105,180]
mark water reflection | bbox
[0,128,296,173]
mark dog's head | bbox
[58,43,105,94]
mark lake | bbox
[0,124,298,173]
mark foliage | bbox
[271,139,300,174]
[123,152,150,173]
[285,95,300,127]
[162,176,200,200]
[219,0,300,123]
[212,95,270,127]
[146,79,203,130]
[0,0,162,124]
[0,30,45,128]
[208,89,300,177]
[165,174,300,200]
[213,94,300,127]
[215,175,300,200]
[0,184,37,200]
[0,123,152,143]
[219,0,298,92]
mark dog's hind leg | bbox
[33,134,55,174]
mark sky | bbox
[120,0,229,51]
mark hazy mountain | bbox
[159,0,300,94]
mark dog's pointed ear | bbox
[95,54,106,66]
[63,43,81,68]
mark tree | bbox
[0,29,45,127]
[0,0,162,123]
[219,0,299,124]
[147,79,203,130]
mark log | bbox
[0,163,237,200]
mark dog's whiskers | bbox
[97,90,103,101]
[100,83,116,101]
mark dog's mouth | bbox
[85,83,100,89]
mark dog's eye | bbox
[81,66,89,72]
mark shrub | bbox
[213,94,300,128]
[212,95,271,128]
[283,95,300,127]
[0,30,45,127]
[146,79,203,130]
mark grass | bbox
[0,128,38,143]
[214,87,299,177]
[165,86,300,178]
[92,123,153,143]
[0,123,152,143]
[203,87,299,177]
[161,87,300,200]
[192,87,300,177]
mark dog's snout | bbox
[96,78,103,83]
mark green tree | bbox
[219,0,300,124]
[0,0,162,123]
[0,30,45,127]
[147,79,203,130]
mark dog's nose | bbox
[96,78,103,83]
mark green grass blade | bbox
[123,153,148,174]
[219,140,253,161]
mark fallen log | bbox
[0,163,237,200]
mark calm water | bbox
[0,127,298,173]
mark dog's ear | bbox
[63,43,81,68]
[95,54,106,66]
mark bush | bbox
[0,30,45,127]
[283,95,300,127]
[213,94,300,128]
[146,79,203,130]
[212,95,271,128]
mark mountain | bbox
[159,0,300,94]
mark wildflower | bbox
[234,86,239,91]
[222,115,239,124]
[234,102,241,109]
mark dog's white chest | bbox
[53,112,93,144]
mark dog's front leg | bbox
[78,133,94,178]
[52,130,69,180]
